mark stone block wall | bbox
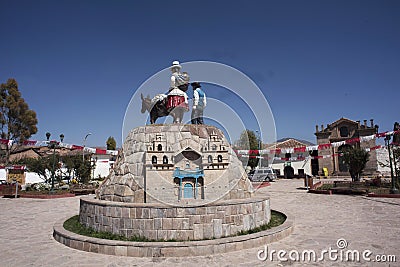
[79,196,270,241]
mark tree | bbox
[234,130,261,169]
[342,147,370,182]
[13,156,53,183]
[106,136,116,150]
[0,79,38,164]
[62,154,93,184]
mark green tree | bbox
[0,79,38,164]
[13,156,53,183]
[62,154,93,184]
[234,130,261,169]
[342,147,370,182]
[106,136,116,150]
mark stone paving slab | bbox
[0,179,399,266]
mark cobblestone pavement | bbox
[0,179,399,266]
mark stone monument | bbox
[78,61,271,242]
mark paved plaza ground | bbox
[0,178,399,266]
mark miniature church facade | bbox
[144,128,231,203]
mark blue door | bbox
[183,183,193,198]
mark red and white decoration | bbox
[0,139,118,156]
[235,130,400,161]
[1,130,399,163]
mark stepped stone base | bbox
[54,209,293,257]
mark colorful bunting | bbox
[0,138,118,156]
[235,129,400,157]
[0,129,398,159]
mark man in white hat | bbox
[167,61,189,122]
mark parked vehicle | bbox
[248,167,277,182]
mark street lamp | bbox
[83,133,92,162]
[92,156,98,179]
[256,130,261,168]
[46,132,64,192]
[385,135,398,194]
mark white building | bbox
[91,153,116,179]
[268,138,314,178]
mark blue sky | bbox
[1,0,399,148]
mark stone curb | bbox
[20,193,76,199]
[53,210,294,257]
[367,193,400,198]
[80,194,268,208]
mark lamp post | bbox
[92,156,98,179]
[83,133,92,162]
[385,135,398,194]
[256,130,261,168]
[46,132,64,192]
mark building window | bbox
[163,155,168,164]
[208,155,213,163]
[212,144,217,151]
[185,161,190,169]
[339,126,349,137]
[157,144,163,151]
[152,156,157,164]
[217,155,223,162]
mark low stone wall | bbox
[79,196,270,241]
[54,210,293,257]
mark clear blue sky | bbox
[1,0,399,148]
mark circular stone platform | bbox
[57,124,287,256]
[53,210,293,257]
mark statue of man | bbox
[191,82,207,124]
[167,61,189,117]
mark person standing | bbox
[191,82,206,124]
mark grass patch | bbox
[317,184,334,190]
[63,210,286,242]
[236,210,286,236]
[367,187,391,194]
[64,216,151,242]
